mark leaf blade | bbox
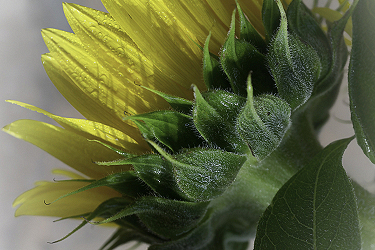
[254,138,361,250]
[349,0,375,163]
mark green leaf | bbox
[236,0,266,53]
[349,0,375,163]
[352,181,375,249]
[203,32,231,91]
[262,0,281,43]
[254,137,361,250]
[192,86,248,154]
[267,0,321,111]
[220,10,275,97]
[287,0,331,77]
[148,140,247,201]
[127,110,203,152]
[236,76,291,160]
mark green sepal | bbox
[127,110,204,152]
[236,76,291,160]
[236,0,266,53]
[192,86,248,154]
[287,0,331,78]
[148,140,247,201]
[136,198,209,239]
[266,0,321,110]
[314,1,356,95]
[220,10,275,97]
[119,154,190,200]
[52,213,90,222]
[91,196,209,240]
[262,0,281,43]
[44,171,152,204]
[100,228,160,250]
[203,32,231,91]
[202,89,246,120]
[173,149,247,201]
[254,137,360,250]
[89,139,137,158]
[49,197,134,244]
[308,0,356,130]
[148,211,215,250]
[137,85,193,114]
[148,206,252,250]
[348,0,375,163]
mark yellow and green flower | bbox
[4,0,375,249]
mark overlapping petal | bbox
[3,120,129,179]
[42,46,141,135]
[7,100,149,154]
[205,0,264,36]
[63,3,194,99]
[101,0,206,94]
[13,180,121,217]
[42,28,167,124]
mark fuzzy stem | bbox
[208,112,323,243]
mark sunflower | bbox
[7,0,265,215]
[4,0,374,249]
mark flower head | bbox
[4,0,367,249]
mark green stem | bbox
[208,113,323,243]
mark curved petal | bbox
[158,1,230,54]
[205,0,264,35]
[101,0,207,93]
[63,3,193,100]
[13,180,120,217]
[3,120,130,179]
[7,100,149,154]
[42,28,170,119]
[42,53,139,134]
[51,169,85,179]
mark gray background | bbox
[0,0,373,250]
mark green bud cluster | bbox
[51,0,353,249]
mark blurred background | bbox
[0,1,373,250]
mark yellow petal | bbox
[7,100,149,154]
[42,28,170,120]
[52,169,85,179]
[62,3,192,101]
[101,0,206,93]
[3,120,130,179]
[205,0,264,36]
[41,53,136,134]
[13,180,120,217]
[153,1,230,54]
